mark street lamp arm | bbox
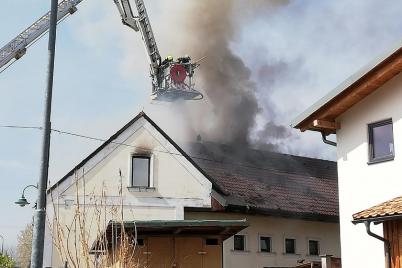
[15,184,38,207]
[22,184,38,197]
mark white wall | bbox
[336,72,402,268]
[186,212,341,268]
[45,117,214,267]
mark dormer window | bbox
[131,155,152,187]
[368,119,394,164]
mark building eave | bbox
[352,214,402,225]
[185,205,339,223]
[90,219,249,253]
[291,39,402,133]
[352,195,402,224]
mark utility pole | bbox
[30,0,58,267]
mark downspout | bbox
[321,132,337,146]
[364,221,391,268]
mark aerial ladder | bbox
[0,0,203,101]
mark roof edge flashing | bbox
[352,214,402,225]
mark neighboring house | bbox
[45,112,340,268]
[292,40,402,268]
[353,196,402,268]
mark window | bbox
[130,237,145,246]
[136,238,145,246]
[285,238,296,254]
[205,238,219,246]
[368,119,394,163]
[131,156,150,187]
[233,235,245,251]
[308,240,320,256]
[260,236,272,253]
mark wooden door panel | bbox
[203,237,222,268]
[148,237,175,268]
[175,237,203,268]
[116,236,222,268]
[130,238,148,268]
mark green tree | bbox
[0,254,16,268]
[16,224,33,268]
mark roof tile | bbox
[353,196,402,221]
[185,142,339,220]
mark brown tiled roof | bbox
[185,142,339,222]
[353,196,402,222]
[48,112,339,222]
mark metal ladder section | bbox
[0,0,83,69]
[134,0,161,70]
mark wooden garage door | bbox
[175,237,203,268]
[148,237,175,268]
[129,238,148,268]
[128,236,222,268]
[203,238,222,268]
[175,237,222,268]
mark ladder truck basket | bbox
[150,57,203,102]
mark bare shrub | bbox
[16,224,33,268]
[48,171,142,268]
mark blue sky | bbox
[1,0,402,249]
[0,0,151,249]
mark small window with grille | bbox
[233,235,246,251]
[260,236,272,253]
[308,240,320,256]
[285,238,296,254]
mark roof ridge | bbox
[186,141,336,163]
[48,112,226,194]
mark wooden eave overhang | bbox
[90,219,249,253]
[291,42,402,134]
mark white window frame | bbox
[258,234,273,253]
[307,238,320,256]
[128,153,154,188]
[232,234,248,252]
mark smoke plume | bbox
[170,1,291,149]
[74,0,402,159]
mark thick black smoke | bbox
[174,0,291,149]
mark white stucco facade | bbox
[44,116,214,267]
[186,212,341,268]
[44,113,341,268]
[336,72,402,268]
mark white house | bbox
[292,40,402,268]
[45,112,341,268]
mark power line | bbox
[50,128,175,156]
[0,124,182,157]
[0,124,318,175]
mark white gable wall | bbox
[44,116,213,267]
[57,117,212,201]
[336,72,402,268]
